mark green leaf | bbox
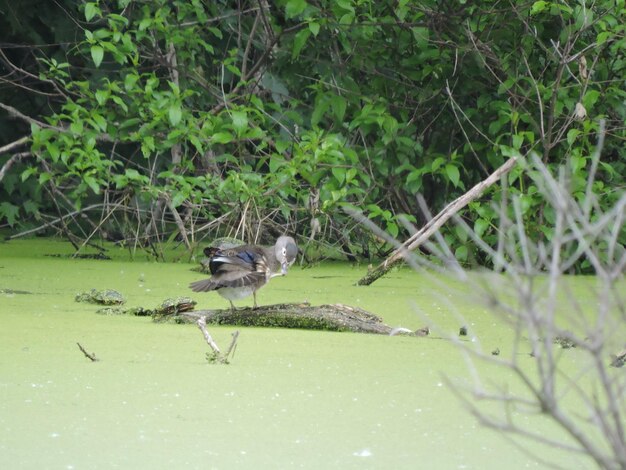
[346,167,357,183]
[336,0,355,12]
[91,45,104,68]
[141,136,155,158]
[387,222,399,238]
[21,167,37,182]
[474,218,490,238]
[308,22,320,36]
[332,166,346,184]
[125,169,142,180]
[269,155,285,174]
[596,31,612,46]
[39,172,52,185]
[95,89,109,106]
[45,142,60,161]
[530,1,549,15]
[411,27,429,48]
[0,202,19,226]
[124,73,139,91]
[455,245,468,263]
[406,168,423,192]
[212,132,233,144]
[292,29,311,59]
[311,96,330,127]
[138,17,152,31]
[112,174,128,189]
[171,191,186,208]
[445,164,460,187]
[118,118,141,130]
[499,145,521,158]
[286,0,307,18]
[243,126,264,140]
[331,96,348,121]
[189,134,203,153]
[231,110,248,135]
[497,78,515,95]
[582,90,600,110]
[23,200,39,216]
[84,175,101,194]
[70,120,84,135]
[110,95,128,112]
[84,3,99,21]
[570,154,586,174]
[92,113,107,132]
[431,156,445,172]
[566,129,580,146]
[168,104,182,126]
[339,13,354,25]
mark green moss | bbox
[207,311,349,332]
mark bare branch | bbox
[76,342,98,362]
[0,151,30,183]
[0,102,63,131]
[357,156,518,285]
[0,136,29,156]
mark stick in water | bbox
[77,342,98,362]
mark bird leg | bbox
[252,291,258,309]
[229,300,236,312]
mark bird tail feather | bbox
[189,278,218,292]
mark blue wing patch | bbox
[235,250,257,266]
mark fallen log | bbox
[356,157,518,286]
[160,302,426,336]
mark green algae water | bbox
[0,238,606,468]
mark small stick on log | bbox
[357,157,518,286]
[77,342,98,362]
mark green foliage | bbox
[0,0,623,268]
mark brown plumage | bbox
[190,236,297,309]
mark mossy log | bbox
[165,302,423,336]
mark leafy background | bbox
[0,0,624,267]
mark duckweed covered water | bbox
[0,238,600,468]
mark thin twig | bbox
[0,136,29,156]
[0,151,30,183]
[7,204,105,239]
[0,102,65,132]
[76,342,98,362]
[224,330,240,362]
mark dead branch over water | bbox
[357,157,518,286]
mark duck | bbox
[189,236,298,310]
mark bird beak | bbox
[281,261,289,275]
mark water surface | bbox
[0,238,600,468]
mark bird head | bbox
[275,236,298,275]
